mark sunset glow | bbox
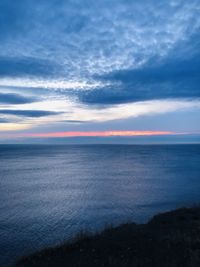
[13,130,176,138]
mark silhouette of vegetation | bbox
[14,207,200,267]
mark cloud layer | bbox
[0,0,199,136]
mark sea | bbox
[0,144,200,267]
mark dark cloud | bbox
[78,39,200,105]
[0,118,9,123]
[0,93,37,104]
[62,120,93,123]
[0,57,61,78]
[0,110,60,117]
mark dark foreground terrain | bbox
[14,207,200,267]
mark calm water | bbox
[0,144,200,267]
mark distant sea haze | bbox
[0,144,200,267]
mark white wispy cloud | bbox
[1,98,199,131]
[0,78,106,91]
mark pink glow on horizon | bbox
[14,130,176,138]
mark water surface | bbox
[0,144,200,266]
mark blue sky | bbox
[0,0,199,142]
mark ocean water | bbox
[0,144,200,267]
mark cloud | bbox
[79,52,200,105]
[0,109,60,118]
[0,92,37,104]
[0,118,9,123]
[0,56,61,78]
[0,0,199,79]
[0,78,103,91]
[76,30,200,105]
[0,0,199,134]
[7,98,200,123]
[62,120,93,124]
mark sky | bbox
[0,0,200,143]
